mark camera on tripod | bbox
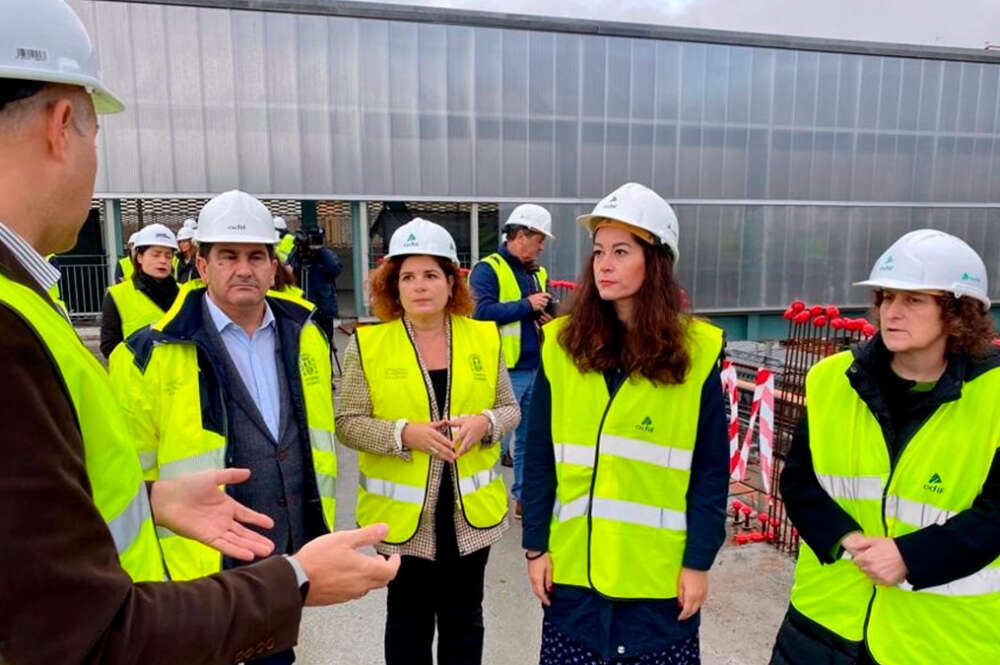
[293,227,326,264]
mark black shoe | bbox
[500,452,513,467]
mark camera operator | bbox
[288,227,342,342]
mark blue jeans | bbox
[505,368,535,501]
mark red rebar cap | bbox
[765,530,776,542]
[809,305,824,316]
[825,305,841,318]
[862,324,876,337]
[740,505,753,515]
[812,315,828,327]
[758,512,769,522]
[831,317,845,330]
[782,308,795,320]
[793,311,811,324]
[731,500,744,512]
[750,532,765,542]
[770,517,780,528]
[791,527,799,537]
[790,300,806,311]
[735,533,751,545]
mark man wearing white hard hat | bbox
[115,230,140,282]
[109,190,349,665]
[175,224,198,283]
[772,229,1000,665]
[470,203,554,516]
[0,2,397,663]
[99,223,179,358]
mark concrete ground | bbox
[296,441,793,665]
[78,325,793,665]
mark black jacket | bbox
[770,334,1000,665]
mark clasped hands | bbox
[401,415,491,462]
[842,531,908,586]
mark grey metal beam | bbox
[111,0,1000,65]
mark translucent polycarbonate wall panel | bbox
[72,1,1000,202]
[511,205,1000,311]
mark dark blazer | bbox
[0,240,303,665]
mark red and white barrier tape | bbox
[720,361,741,479]
[725,365,775,498]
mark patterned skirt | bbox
[539,619,700,665]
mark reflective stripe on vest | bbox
[107,279,166,340]
[0,274,165,582]
[475,253,547,368]
[108,285,337,581]
[544,315,723,600]
[355,316,506,544]
[792,350,1000,663]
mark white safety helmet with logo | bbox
[176,226,195,242]
[0,0,124,115]
[126,232,139,247]
[854,228,990,311]
[577,182,680,262]
[182,218,197,230]
[273,216,288,231]
[132,224,178,251]
[195,190,279,245]
[387,217,459,266]
[505,204,554,239]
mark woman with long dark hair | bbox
[521,183,730,665]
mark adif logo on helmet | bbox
[877,255,894,272]
[227,224,247,231]
[601,195,620,210]
[155,232,171,241]
[403,233,419,247]
[961,271,982,284]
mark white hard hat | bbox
[133,224,178,251]
[0,0,123,114]
[577,182,680,262]
[505,204,554,239]
[195,190,279,245]
[176,227,195,242]
[182,218,197,230]
[273,216,288,231]
[127,232,138,246]
[855,229,990,310]
[387,218,459,266]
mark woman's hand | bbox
[401,420,456,463]
[526,551,553,607]
[677,567,709,620]
[449,414,491,456]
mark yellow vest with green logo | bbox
[792,351,1000,664]
[108,286,337,581]
[107,279,167,340]
[0,274,165,582]
[276,234,295,263]
[543,315,722,599]
[355,315,507,544]
[476,253,547,368]
[118,256,134,282]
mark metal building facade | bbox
[70,0,1000,312]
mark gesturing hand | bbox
[401,420,456,462]
[292,524,402,606]
[449,414,491,456]
[150,468,276,561]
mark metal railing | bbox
[53,255,109,320]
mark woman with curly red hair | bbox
[771,229,1000,665]
[521,183,730,665]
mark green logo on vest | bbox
[469,354,486,380]
[924,473,944,494]
[635,416,654,433]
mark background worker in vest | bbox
[99,222,179,358]
[522,183,729,665]
[275,216,295,263]
[337,218,521,665]
[470,203,554,517]
[114,231,138,282]
[770,230,1000,665]
[109,190,340,665]
[175,219,198,283]
[0,2,399,664]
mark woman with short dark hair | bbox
[336,218,520,665]
[521,183,730,665]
